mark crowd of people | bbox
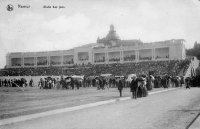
[139,56,152,60]
[184,75,200,89]
[124,55,136,61]
[0,78,34,87]
[63,59,74,64]
[94,58,105,63]
[1,73,200,98]
[0,73,186,90]
[109,57,120,62]
[0,60,190,77]
[0,59,196,98]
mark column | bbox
[34,57,37,67]
[21,57,24,67]
[89,51,92,64]
[152,48,155,60]
[120,51,123,63]
[61,55,64,66]
[134,50,136,62]
[92,52,95,64]
[136,50,139,62]
[74,52,78,65]
[47,56,50,66]
[106,52,109,63]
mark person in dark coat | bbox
[102,78,106,89]
[146,77,152,91]
[130,77,138,99]
[92,78,96,87]
[118,79,124,97]
[99,78,103,90]
[29,79,33,87]
[137,77,148,97]
[39,78,44,89]
[185,77,191,89]
[71,77,75,89]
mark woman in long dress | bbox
[137,77,148,97]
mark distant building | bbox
[6,25,186,68]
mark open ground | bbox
[0,87,200,129]
[0,86,168,120]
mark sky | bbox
[0,0,200,68]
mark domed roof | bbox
[105,24,120,41]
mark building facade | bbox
[6,25,186,68]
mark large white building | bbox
[6,25,186,68]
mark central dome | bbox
[97,25,121,45]
[105,24,120,41]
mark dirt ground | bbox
[0,86,166,120]
[1,87,200,129]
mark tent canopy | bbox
[126,74,137,81]
[100,74,112,77]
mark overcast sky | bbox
[0,0,200,68]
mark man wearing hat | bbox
[130,76,138,99]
